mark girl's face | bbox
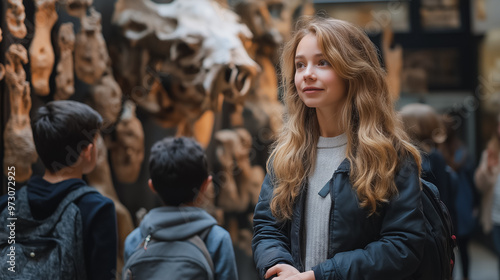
[294,33,347,113]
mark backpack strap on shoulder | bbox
[188,226,215,279]
[197,226,213,241]
[34,186,98,234]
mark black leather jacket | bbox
[252,158,425,280]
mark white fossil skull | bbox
[113,0,260,115]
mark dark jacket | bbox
[124,206,239,280]
[421,149,454,212]
[252,158,425,280]
[0,176,117,280]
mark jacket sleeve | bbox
[252,174,295,279]
[123,227,142,264]
[313,160,426,280]
[206,226,239,280]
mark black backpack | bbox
[0,186,97,279]
[122,227,214,280]
[415,179,457,280]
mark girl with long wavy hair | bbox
[252,16,425,280]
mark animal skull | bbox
[113,0,260,120]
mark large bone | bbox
[66,0,93,18]
[30,0,58,96]
[263,0,311,43]
[3,44,38,182]
[215,128,264,212]
[6,0,27,39]
[0,28,4,81]
[89,69,123,128]
[75,7,109,85]
[233,0,284,138]
[109,101,144,183]
[54,23,76,100]
[86,134,134,280]
[113,0,259,112]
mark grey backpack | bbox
[0,186,97,280]
[122,227,214,280]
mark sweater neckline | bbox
[317,133,347,149]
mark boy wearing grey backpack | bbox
[0,100,117,280]
[123,136,238,280]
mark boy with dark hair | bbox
[0,100,117,280]
[123,136,238,280]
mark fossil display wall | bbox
[0,0,313,279]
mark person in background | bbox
[475,113,500,279]
[399,103,456,218]
[439,113,478,280]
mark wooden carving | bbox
[89,70,123,127]
[86,134,134,280]
[30,0,58,96]
[54,23,76,100]
[110,101,144,183]
[75,7,109,85]
[6,0,27,39]
[3,44,38,182]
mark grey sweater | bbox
[304,134,347,271]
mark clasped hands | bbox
[265,264,315,280]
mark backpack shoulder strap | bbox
[187,226,215,279]
[35,186,98,234]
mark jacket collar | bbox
[335,158,350,173]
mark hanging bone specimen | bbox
[0,28,4,81]
[30,0,58,96]
[264,0,309,43]
[75,7,109,85]
[234,0,284,137]
[86,134,134,280]
[6,0,27,39]
[89,70,123,127]
[65,0,93,18]
[54,23,76,100]
[214,128,264,212]
[3,44,38,182]
[110,101,144,183]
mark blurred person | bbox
[475,114,500,278]
[440,113,478,280]
[399,103,456,221]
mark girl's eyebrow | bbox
[295,53,325,60]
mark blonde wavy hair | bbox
[269,16,421,221]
